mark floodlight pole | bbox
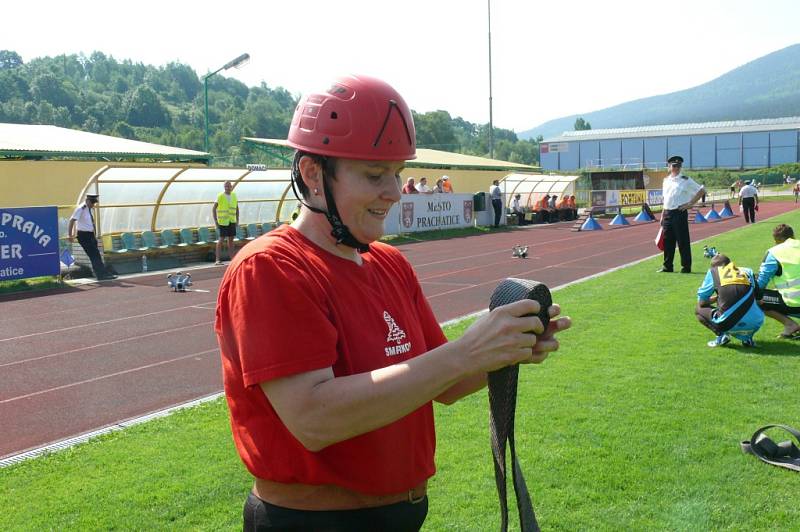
[487,0,494,159]
[204,53,250,154]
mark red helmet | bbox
[287,74,416,161]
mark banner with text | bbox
[0,206,60,281]
[647,189,663,206]
[385,194,474,234]
[619,189,647,205]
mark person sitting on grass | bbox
[696,253,764,348]
[757,223,800,339]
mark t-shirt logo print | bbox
[383,311,411,356]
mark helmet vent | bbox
[322,137,330,145]
[330,112,338,119]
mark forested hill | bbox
[519,43,800,140]
[0,50,540,166]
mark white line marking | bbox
[0,392,223,467]
[0,304,213,343]
[0,321,214,368]
[0,348,218,405]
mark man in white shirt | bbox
[511,193,525,225]
[489,180,503,227]
[67,193,117,280]
[658,155,705,273]
[415,177,433,194]
[738,180,759,223]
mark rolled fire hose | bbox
[487,278,552,532]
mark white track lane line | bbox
[0,348,218,405]
[0,321,214,369]
[0,304,214,343]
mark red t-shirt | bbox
[215,225,447,495]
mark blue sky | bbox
[7,0,800,132]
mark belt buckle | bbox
[407,488,425,505]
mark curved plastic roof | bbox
[502,173,579,208]
[86,165,297,235]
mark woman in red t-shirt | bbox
[215,75,571,532]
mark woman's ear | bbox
[298,156,322,196]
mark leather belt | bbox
[253,478,427,511]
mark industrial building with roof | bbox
[540,116,800,171]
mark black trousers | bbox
[76,231,108,279]
[491,198,502,227]
[662,209,691,272]
[741,197,756,223]
[243,492,428,532]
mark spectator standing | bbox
[658,155,705,273]
[213,180,239,265]
[756,223,800,339]
[214,74,571,531]
[738,180,759,224]
[794,182,799,203]
[490,179,503,227]
[696,254,763,347]
[442,176,454,193]
[402,177,418,194]
[67,193,117,280]
[416,177,433,194]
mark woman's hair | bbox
[773,223,795,242]
[291,151,337,199]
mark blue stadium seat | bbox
[197,226,218,245]
[141,230,168,250]
[247,223,260,240]
[160,229,181,247]
[179,228,196,246]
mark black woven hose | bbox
[488,278,552,532]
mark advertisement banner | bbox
[388,195,474,233]
[591,191,607,207]
[0,206,60,281]
[606,190,620,207]
[647,189,663,206]
[620,189,647,205]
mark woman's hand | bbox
[455,299,571,373]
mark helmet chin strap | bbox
[290,165,370,254]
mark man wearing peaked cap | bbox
[658,155,705,273]
[67,193,117,280]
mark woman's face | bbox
[328,158,404,244]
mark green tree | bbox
[0,50,23,70]
[125,86,171,128]
[574,117,591,130]
[31,73,78,110]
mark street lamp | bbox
[203,53,250,154]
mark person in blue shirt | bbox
[696,253,764,347]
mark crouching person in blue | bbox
[695,253,764,347]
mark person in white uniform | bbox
[738,180,759,224]
[658,156,705,273]
[67,193,117,280]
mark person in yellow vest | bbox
[757,223,800,339]
[213,181,239,265]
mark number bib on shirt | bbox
[717,262,751,287]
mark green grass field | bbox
[2,210,799,530]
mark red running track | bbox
[1,202,796,459]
